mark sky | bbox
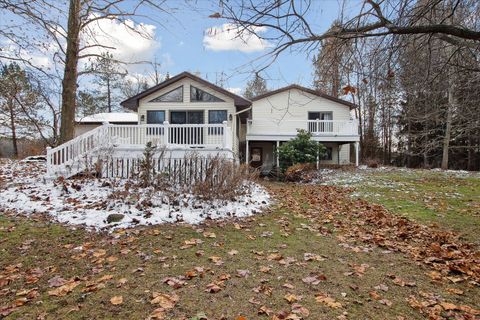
[96,0,346,95]
[0,0,349,96]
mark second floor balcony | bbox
[246,119,359,139]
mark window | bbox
[322,147,333,161]
[308,112,333,120]
[146,110,165,135]
[208,110,227,134]
[190,86,224,102]
[149,86,183,102]
[308,112,333,132]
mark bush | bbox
[284,163,316,182]
[191,157,259,201]
[135,147,259,202]
[365,158,379,168]
[276,129,326,172]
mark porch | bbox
[246,119,359,138]
[245,120,360,169]
[46,122,235,178]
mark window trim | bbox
[149,86,183,103]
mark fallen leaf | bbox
[110,296,123,305]
[316,293,342,308]
[48,279,80,296]
[205,283,222,293]
[150,292,179,309]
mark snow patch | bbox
[0,159,270,231]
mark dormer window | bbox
[149,86,183,102]
[190,86,224,102]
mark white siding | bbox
[74,124,100,137]
[138,78,237,127]
[252,88,352,125]
[137,77,239,154]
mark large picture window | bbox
[208,110,227,134]
[149,86,183,102]
[146,110,165,135]
[190,86,224,102]
[147,110,165,124]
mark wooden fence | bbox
[98,156,233,184]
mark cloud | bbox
[1,15,163,75]
[227,87,243,95]
[82,15,160,68]
[203,23,270,53]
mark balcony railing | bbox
[46,122,233,176]
[107,122,231,148]
[247,119,359,136]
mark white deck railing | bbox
[46,121,232,178]
[247,119,358,136]
[107,122,230,147]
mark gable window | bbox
[208,110,227,134]
[308,112,333,132]
[149,86,183,102]
[190,85,224,102]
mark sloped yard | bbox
[0,162,479,319]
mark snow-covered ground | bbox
[317,165,479,187]
[315,165,479,199]
[0,159,270,231]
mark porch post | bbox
[46,146,52,176]
[246,139,249,164]
[316,141,320,169]
[222,121,228,148]
[276,141,280,173]
[355,141,360,167]
[163,121,169,146]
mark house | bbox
[246,85,359,173]
[46,72,359,178]
[75,112,138,137]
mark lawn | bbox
[1,167,479,319]
[321,168,480,245]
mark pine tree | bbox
[89,52,126,112]
[244,73,268,99]
[0,63,39,157]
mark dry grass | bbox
[1,180,479,319]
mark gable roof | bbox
[251,84,356,109]
[120,71,252,111]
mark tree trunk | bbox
[441,77,455,170]
[107,77,111,112]
[8,99,18,158]
[59,0,81,144]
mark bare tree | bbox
[1,0,173,143]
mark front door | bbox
[170,111,204,145]
[250,147,263,168]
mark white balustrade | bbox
[46,122,233,178]
[247,119,359,136]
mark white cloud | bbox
[203,23,270,53]
[81,15,161,71]
[227,87,242,95]
[1,15,163,75]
